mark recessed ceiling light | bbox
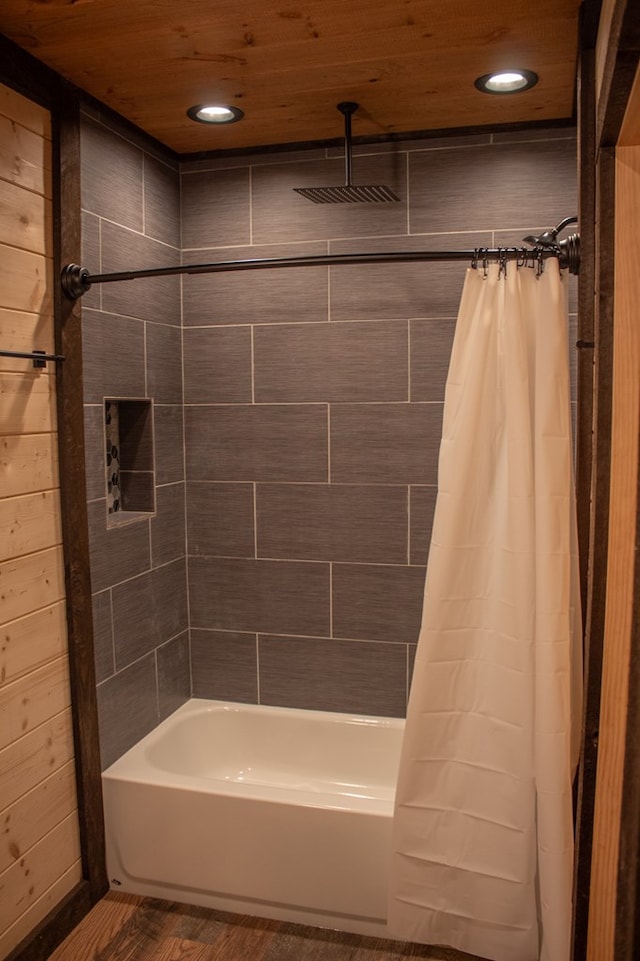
[474,70,539,94]
[187,104,244,124]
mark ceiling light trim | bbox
[474,70,539,94]
[187,104,245,124]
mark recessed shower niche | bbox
[104,398,155,524]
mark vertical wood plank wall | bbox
[586,70,640,961]
[0,83,82,960]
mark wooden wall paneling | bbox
[0,31,107,961]
[0,248,52,315]
[0,545,66,626]
[615,410,640,959]
[0,817,82,937]
[0,113,52,198]
[0,65,93,961]
[0,180,50,256]
[0,657,71,750]
[0,490,63,563]
[0,763,78,877]
[0,370,57,435]
[0,310,56,374]
[0,85,51,140]
[1,603,68,688]
[0,709,76,825]
[0,434,59,499]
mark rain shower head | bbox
[293,102,400,204]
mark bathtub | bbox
[102,698,404,936]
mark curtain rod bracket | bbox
[61,263,92,301]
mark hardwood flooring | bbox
[47,893,482,961]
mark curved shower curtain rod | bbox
[60,216,580,301]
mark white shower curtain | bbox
[388,260,583,961]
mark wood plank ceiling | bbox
[0,0,582,155]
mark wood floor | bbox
[48,893,482,961]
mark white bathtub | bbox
[102,698,404,936]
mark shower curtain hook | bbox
[471,248,479,271]
[535,248,545,278]
[482,249,489,278]
[498,248,508,278]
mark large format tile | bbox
[151,483,186,566]
[146,323,183,404]
[258,634,407,716]
[91,589,114,684]
[84,404,107,501]
[183,327,252,404]
[181,167,250,248]
[181,242,329,327]
[143,154,180,248]
[87,500,151,593]
[100,221,181,325]
[81,117,143,231]
[191,629,258,703]
[185,405,328,482]
[157,631,191,720]
[82,309,145,404]
[409,485,438,566]
[256,483,408,564]
[189,557,330,637]
[409,139,577,235]
[253,321,408,403]
[111,559,188,669]
[332,563,426,644]
[96,654,158,769]
[80,211,101,310]
[328,233,491,322]
[186,482,255,557]
[330,402,442,485]
[154,405,184,485]
[410,318,457,402]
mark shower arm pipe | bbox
[61,234,579,301]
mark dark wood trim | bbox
[571,9,601,959]
[4,884,93,961]
[571,143,616,960]
[178,116,577,163]
[596,0,640,147]
[53,91,109,904]
[0,33,70,110]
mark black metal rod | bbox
[60,236,580,300]
[0,348,65,362]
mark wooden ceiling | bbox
[0,0,582,155]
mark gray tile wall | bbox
[80,111,189,769]
[81,113,577,765]
[180,127,577,719]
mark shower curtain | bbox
[388,259,583,961]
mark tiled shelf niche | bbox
[105,398,155,525]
